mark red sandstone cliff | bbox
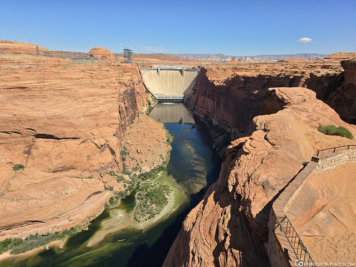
[0,40,48,55]
[327,59,356,123]
[165,64,356,266]
[0,53,168,241]
[185,63,346,156]
[325,52,356,60]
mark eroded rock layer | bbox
[185,61,356,156]
[0,53,169,240]
[327,59,356,123]
[0,41,48,55]
[165,64,356,266]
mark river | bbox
[5,103,220,267]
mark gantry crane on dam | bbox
[139,65,199,102]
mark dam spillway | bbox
[140,66,199,102]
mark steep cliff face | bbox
[186,64,344,156]
[327,59,356,123]
[0,53,168,240]
[165,63,356,266]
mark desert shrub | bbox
[74,176,93,179]
[120,147,129,162]
[0,239,13,254]
[134,183,171,222]
[115,191,127,199]
[118,176,125,182]
[137,165,165,181]
[12,164,25,171]
[122,164,131,175]
[104,185,113,191]
[132,165,140,172]
[107,171,127,184]
[120,148,129,157]
[1,227,80,255]
[108,171,116,176]
[318,125,354,139]
[0,238,23,254]
[166,132,174,144]
[109,197,116,205]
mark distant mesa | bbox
[88,47,115,60]
[229,58,239,63]
[175,53,328,62]
[278,57,310,63]
[0,40,48,55]
[325,52,356,60]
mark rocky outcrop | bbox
[289,161,356,264]
[228,58,239,63]
[165,86,356,267]
[278,58,309,63]
[0,40,48,55]
[186,63,347,156]
[327,59,356,123]
[325,52,356,60]
[0,53,168,240]
[88,47,115,60]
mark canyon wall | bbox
[327,59,356,123]
[0,53,169,241]
[165,62,356,266]
[185,61,356,156]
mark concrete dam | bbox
[140,66,199,102]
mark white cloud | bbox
[297,37,312,44]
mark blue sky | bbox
[1,0,355,55]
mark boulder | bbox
[88,47,115,60]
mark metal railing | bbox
[274,213,316,267]
[316,145,356,157]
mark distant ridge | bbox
[175,53,328,62]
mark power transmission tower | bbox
[123,48,133,63]
[36,46,40,56]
